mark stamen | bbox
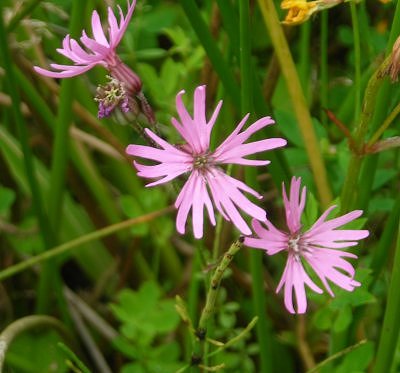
[95,76,130,118]
[193,155,209,169]
[288,235,302,261]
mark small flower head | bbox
[281,0,343,25]
[95,76,130,118]
[34,0,142,94]
[281,0,319,25]
[245,177,369,314]
[126,85,287,239]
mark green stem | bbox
[0,316,74,371]
[240,3,273,371]
[307,340,367,373]
[350,2,361,125]
[48,0,82,235]
[373,221,400,373]
[340,56,391,212]
[215,0,291,187]
[370,196,400,285]
[299,22,311,102]
[179,0,240,108]
[0,5,53,248]
[191,239,243,368]
[239,0,253,114]
[257,0,332,208]
[356,1,400,210]
[367,100,400,147]
[37,0,86,313]
[0,207,173,282]
[211,214,224,262]
[320,11,328,126]
[206,316,258,358]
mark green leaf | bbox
[119,195,148,236]
[0,186,15,216]
[160,58,183,96]
[121,362,146,373]
[57,343,92,373]
[333,304,353,333]
[110,282,180,345]
[301,190,319,230]
[313,307,334,331]
[5,330,68,373]
[335,341,374,373]
[273,109,303,148]
[135,48,168,61]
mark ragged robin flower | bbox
[34,1,155,120]
[126,85,287,239]
[245,177,369,314]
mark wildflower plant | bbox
[245,177,369,313]
[2,0,400,372]
[33,0,155,122]
[126,85,287,238]
[34,0,141,92]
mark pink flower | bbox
[34,0,141,94]
[245,177,369,314]
[126,85,287,239]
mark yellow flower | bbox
[281,0,319,25]
[281,0,343,26]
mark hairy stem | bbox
[191,239,243,369]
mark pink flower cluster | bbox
[35,1,369,313]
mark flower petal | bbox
[276,254,322,314]
[304,248,361,296]
[91,10,109,47]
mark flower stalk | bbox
[257,0,332,208]
[239,2,274,372]
[191,238,243,369]
[373,221,400,373]
[340,55,392,212]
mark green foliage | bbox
[111,282,181,372]
[1,0,399,371]
[5,330,68,373]
[0,185,15,217]
[335,341,375,373]
[313,269,376,333]
[57,343,92,373]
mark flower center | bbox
[193,154,208,168]
[288,234,313,261]
[288,235,301,253]
[192,153,214,172]
[94,76,130,118]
